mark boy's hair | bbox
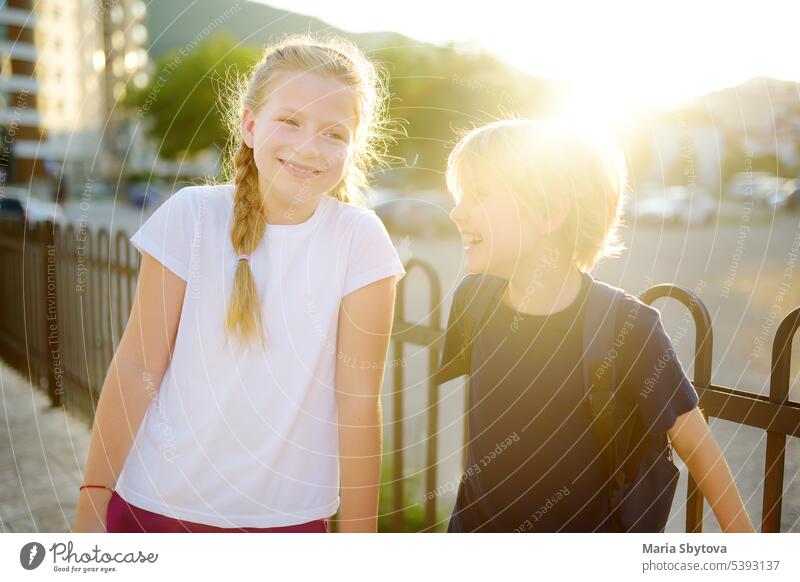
[446,117,628,272]
[217,34,395,347]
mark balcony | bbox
[0,6,37,28]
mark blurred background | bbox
[0,0,798,533]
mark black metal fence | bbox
[1,219,798,532]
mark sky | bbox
[258,0,800,125]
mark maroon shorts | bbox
[106,490,329,533]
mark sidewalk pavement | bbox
[0,358,91,532]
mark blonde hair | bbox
[219,34,393,347]
[446,117,628,272]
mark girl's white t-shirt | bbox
[115,184,406,528]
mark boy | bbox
[438,118,754,532]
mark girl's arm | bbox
[72,253,186,532]
[335,276,397,533]
[667,406,756,532]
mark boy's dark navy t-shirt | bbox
[439,272,700,532]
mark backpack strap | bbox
[582,274,628,492]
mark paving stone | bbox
[1,359,91,533]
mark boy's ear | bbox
[241,108,255,148]
[535,196,571,237]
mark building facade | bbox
[0,0,148,194]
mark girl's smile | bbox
[275,157,324,179]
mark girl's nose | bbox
[294,132,322,159]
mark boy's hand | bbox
[667,407,756,533]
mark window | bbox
[110,4,124,24]
[132,24,147,45]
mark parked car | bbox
[127,181,166,209]
[0,186,66,226]
[767,179,800,211]
[727,173,789,210]
[727,172,774,198]
[373,189,456,236]
[631,186,716,226]
[364,187,401,210]
[0,194,24,221]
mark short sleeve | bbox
[621,302,700,435]
[129,187,196,281]
[435,277,472,384]
[342,212,406,297]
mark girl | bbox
[439,118,754,532]
[72,35,405,533]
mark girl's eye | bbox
[279,118,299,126]
[325,131,344,141]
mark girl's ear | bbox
[241,108,255,148]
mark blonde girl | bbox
[72,34,405,533]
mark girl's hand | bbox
[668,407,756,533]
[71,514,107,533]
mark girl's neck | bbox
[261,192,321,225]
[502,252,583,316]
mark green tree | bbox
[376,44,555,188]
[125,35,259,159]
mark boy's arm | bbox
[667,407,755,532]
